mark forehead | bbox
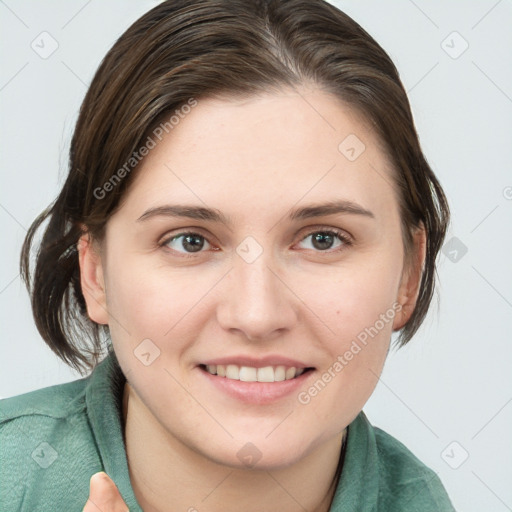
[118,87,399,223]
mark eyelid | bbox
[296,224,353,243]
[294,226,353,254]
[158,226,217,246]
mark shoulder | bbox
[0,376,102,510]
[373,426,456,511]
[331,413,456,511]
[0,377,91,451]
[1,377,88,422]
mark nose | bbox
[216,247,298,342]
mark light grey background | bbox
[1,1,511,511]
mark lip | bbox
[198,365,315,405]
[200,355,311,369]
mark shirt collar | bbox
[85,348,143,510]
[330,411,380,510]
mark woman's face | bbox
[81,87,423,469]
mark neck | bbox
[122,382,345,512]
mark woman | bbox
[0,0,455,510]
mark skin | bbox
[79,86,426,511]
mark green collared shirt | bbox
[0,350,455,511]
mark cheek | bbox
[101,263,176,377]
[103,256,223,374]
[298,255,402,347]
[291,258,399,418]
[104,256,189,335]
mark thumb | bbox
[83,471,129,512]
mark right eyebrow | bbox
[137,205,231,225]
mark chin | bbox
[198,431,321,472]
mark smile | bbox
[202,364,310,382]
[198,356,315,404]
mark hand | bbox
[83,471,129,512]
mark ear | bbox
[392,224,427,331]
[77,232,109,325]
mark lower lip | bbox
[198,367,314,405]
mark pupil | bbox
[312,232,333,250]
[183,234,204,252]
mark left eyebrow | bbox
[288,200,375,221]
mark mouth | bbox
[197,356,316,404]
[199,363,315,382]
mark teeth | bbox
[239,366,257,382]
[285,367,297,380]
[274,366,286,382]
[204,364,306,382]
[257,366,274,383]
[226,364,239,380]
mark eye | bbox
[159,227,352,257]
[161,232,212,254]
[297,228,352,252]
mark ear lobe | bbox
[392,225,427,331]
[78,233,109,325]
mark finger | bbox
[82,472,129,512]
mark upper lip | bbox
[200,355,313,369]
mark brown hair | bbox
[21,0,449,375]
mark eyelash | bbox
[158,227,353,258]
